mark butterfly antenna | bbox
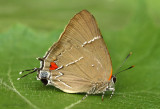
[17,68,38,80]
[115,65,135,76]
[114,52,133,76]
[19,68,35,75]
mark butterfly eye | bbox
[41,79,48,85]
[112,76,116,83]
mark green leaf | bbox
[0,0,160,109]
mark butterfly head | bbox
[104,75,116,92]
[37,70,51,85]
[105,52,135,92]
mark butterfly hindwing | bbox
[43,10,112,93]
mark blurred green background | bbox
[0,0,160,109]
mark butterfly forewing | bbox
[43,10,112,93]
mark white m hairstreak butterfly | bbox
[18,10,134,100]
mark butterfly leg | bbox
[101,91,106,101]
[110,90,115,99]
[81,94,88,101]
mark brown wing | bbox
[43,10,112,93]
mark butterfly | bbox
[18,10,134,100]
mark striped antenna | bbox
[114,52,134,76]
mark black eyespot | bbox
[113,76,116,83]
[41,79,48,85]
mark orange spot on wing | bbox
[50,62,58,70]
[108,68,112,80]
